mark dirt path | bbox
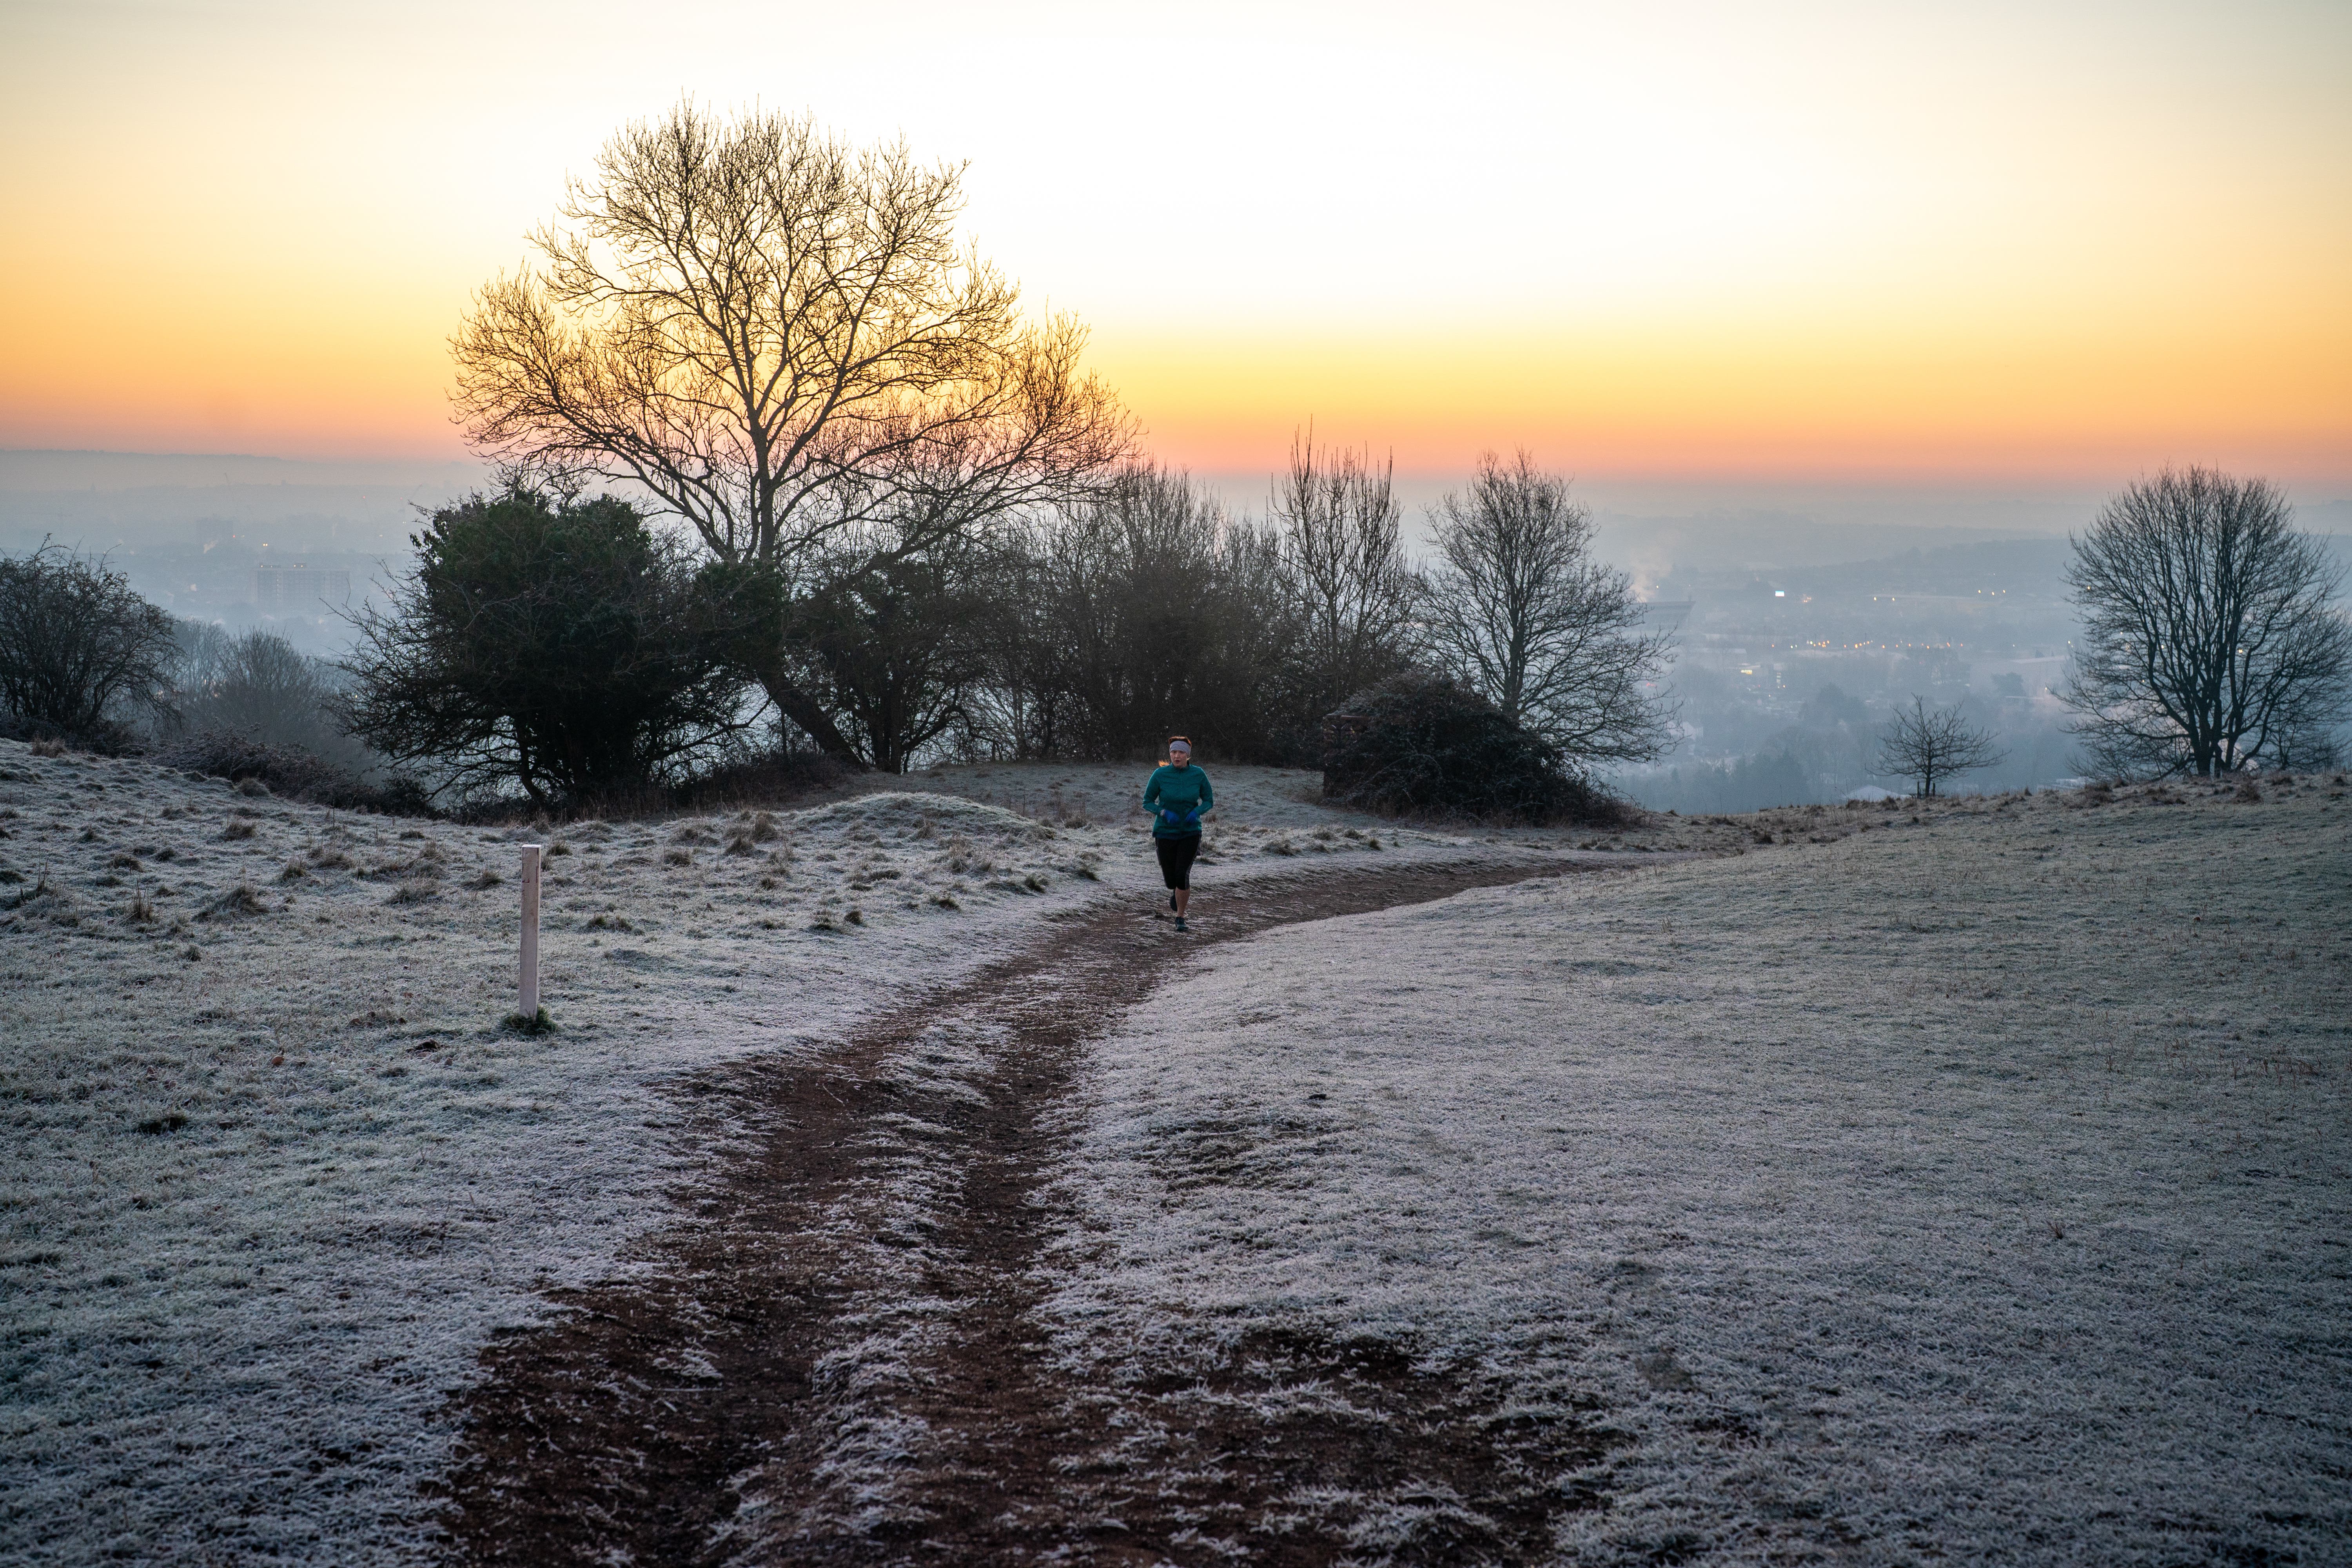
[434,855,1629,1565]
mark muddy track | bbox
[436,856,1623,1566]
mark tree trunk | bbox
[755,667,870,768]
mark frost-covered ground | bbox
[13,739,2344,1565]
[875,760,1761,856]
[1040,775,2352,1563]
[0,744,1490,1563]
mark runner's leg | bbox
[1171,834,1198,919]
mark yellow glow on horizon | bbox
[1091,315,2350,482]
[1,0,2345,484]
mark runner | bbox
[1142,736,1213,930]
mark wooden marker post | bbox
[518,844,543,1020]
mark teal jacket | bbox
[1143,763,1213,838]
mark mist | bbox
[8,448,2346,801]
[0,449,485,658]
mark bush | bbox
[1320,670,1630,825]
[342,485,780,806]
[674,744,854,813]
[0,543,175,745]
[447,740,850,825]
[154,731,436,816]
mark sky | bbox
[2,0,2348,497]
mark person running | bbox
[1143,736,1213,930]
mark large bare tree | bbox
[1418,451,1673,768]
[2060,467,2351,777]
[451,103,1134,758]
[1268,427,1415,726]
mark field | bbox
[2,741,2346,1564]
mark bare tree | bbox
[1875,696,2004,798]
[451,102,1135,758]
[0,542,175,742]
[169,629,345,753]
[1268,427,1416,728]
[1418,451,1673,767]
[2060,468,2351,777]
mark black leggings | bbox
[1154,833,1201,890]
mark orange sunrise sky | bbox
[2,0,2347,490]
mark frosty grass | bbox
[3,738,2345,1563]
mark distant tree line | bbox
[329,439,1673,812]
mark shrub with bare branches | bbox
[0,543,174,744]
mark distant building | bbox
[252,563,350,611]
[1636,599,1694,634]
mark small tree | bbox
[342,486,777,805]
[1419,452,1673,769]
[1875,697,2004,798]
[2061,467,2352,777]
[0,543,175,741]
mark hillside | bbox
[2,746,2345,1563]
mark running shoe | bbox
[1174,915,1187,931]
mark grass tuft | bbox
[198,883,268,921]
[500,1006,557,1035]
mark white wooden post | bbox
[518,844,542,1020]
